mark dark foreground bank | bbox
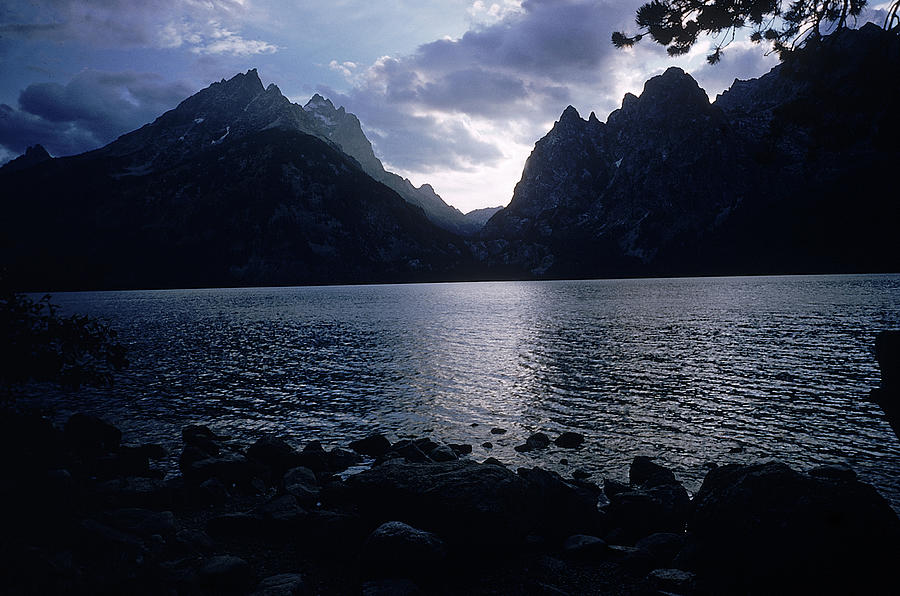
[3,405,899,596]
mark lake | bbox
[28,274,900,507]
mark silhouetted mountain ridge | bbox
[481,23,899,278]
[0,72,475,290]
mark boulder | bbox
[689,461,900,593]
[296,441,360,477]
[554,432,585,448]
[196,555,255,593]
[283,466,319,505]
[252,494,307,526]
[182,424,221,455]
[361,579,422,596]
[872,330,900,437]
[647,568,696,594]
[103,508,177,538]
[603,478,629,498]
[515,432,551,452]
[349,433,392,457]
[385,440,430,463]
[361,521,447,576]
[518,467,602,538]
[175,528,216,554]
[448,443,472,456]
[561,534,607,558]
[339,460,532,551]
[634,532,686,568]
[184,452,258,487]
[64,413,121,452]
[413,438,440,456]
[606,483,690,542]
[207,513,264,540]
[428,445,458,462]
[326,447,362,474]
[629,456,678,487]
[94,476,173,509]
[251,573,308,596]
[247,435,303,475]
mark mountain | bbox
[302,94,485,236]
[462,206,503,229]
[0,70,476,291]
[482,24,900,278]
[0,144,52,174]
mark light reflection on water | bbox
[30,274,900,507]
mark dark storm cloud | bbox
[0,70,192,159]
[328,0,638,172]
[0,0,274,53]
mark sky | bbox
[0,1,891,212]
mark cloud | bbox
[0,69,193,159]
[190,22,278,56]
[0,0,275,54]
[324,1,642,174]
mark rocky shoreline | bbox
[3,406,899,595]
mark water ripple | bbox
[27,274,900,508]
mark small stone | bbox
[525,432,551,450]
[559,458,569,465]
[728,446,744,453]
[482,442,493,449]
[470,422,479,427]
[490,427,507,435]
[554,432,585,448]
[483,457,505,466]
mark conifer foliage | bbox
[613,1,899,63]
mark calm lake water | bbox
[30,275,900,507]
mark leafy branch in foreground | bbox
[613,1,899,64]
[1,291,128,389]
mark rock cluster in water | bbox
[3,409,899,595]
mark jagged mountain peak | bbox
[637,67,710,112]
[559,105,582,123]
[305,93,336,111]
[0,143,53,174]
